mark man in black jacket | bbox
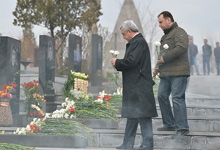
[111,20,157,150]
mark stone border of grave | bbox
[0,134,87,148]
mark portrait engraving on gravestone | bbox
[10,43,20,72]
[97,39,102,70]
[74,41,81,71]
[45,41,54,90]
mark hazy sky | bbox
[0,0,220,50]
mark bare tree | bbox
[136,1,161,67]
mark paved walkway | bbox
[186,75,220,98]
[35,148,160,150]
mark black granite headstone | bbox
[0,36,20,125]
[39,35,56,112]
[68,34,82,72]
[91,34,103,86]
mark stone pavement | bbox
[186,75,220,98]
[35,148,160,150]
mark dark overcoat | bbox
[115,33,158,118]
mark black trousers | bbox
[122,117,153,148]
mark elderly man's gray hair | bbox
[120,20,139,32]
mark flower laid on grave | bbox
[21,80,46,119]
[95,90,112,106]
[61,71,118,121]
[153,42,168,80]
[14,117,46,135]
[0,82,16,99]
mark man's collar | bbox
[129,33,141,43]
[163,22,178,34]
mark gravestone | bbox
[39,35,56,113]
[91,34,103,86]
[0,36,20,125]
[68,34,82,72]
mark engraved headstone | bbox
[0,36,21,125]
[91,34,103,86]
[68,34,82,72]
[39,35,56,112]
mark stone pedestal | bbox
[38,35,56,113]
[0,36,20,126]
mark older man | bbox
[153,11,190,139]
[111,20,157,150]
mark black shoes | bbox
[134,145,153,150]
[157,126,176,131]
[116,144,134,150]
[172,129,189,139]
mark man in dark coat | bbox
[111,20,157,150]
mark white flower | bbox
[116,87,123,95]
[70,115,76,119]
[64,113,69,119]
[45,113,51,119]
[26,125,31,130]
[163,44,169,49]
[109,50,114,54]
[99,90,106,99]
[155,41,161,47]
[62,102,67,107]
[114,51,120,55]
[16,128,20,133]
[95,99,103,103]
[65,97,70,102]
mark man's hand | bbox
[157,56,164,64]
[152,70,157,76]
[111,58,117,67]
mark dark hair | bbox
[158,11,174,22]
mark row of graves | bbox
[0,34,123,149]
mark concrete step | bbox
[4,114,220,133]
[1,125,220,150]
[1,127,220,149]
[156,104,220,117]
[19,98,220,118]
[88,129,220,150]
[117,116,220,133]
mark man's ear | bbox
[127,29,132,33]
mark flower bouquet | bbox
[0,82,16,99]
[0,83,16,126]
[153,42,169,80]
[21,80,46,119]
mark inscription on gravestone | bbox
[91,34,103,86]
[68,34,82,72]
[0,36,20,125]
